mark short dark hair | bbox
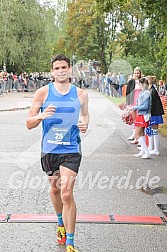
[51,54,70,68]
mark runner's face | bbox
[52,60,71,83]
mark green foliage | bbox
[123,55,161,79]
[141,0,167,30]
[0,0,57,73]
[0,0,166,80]
[64,0,109,71]
[94,0,167,79]
[95,0,124,12]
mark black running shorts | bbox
[41,153,82,176]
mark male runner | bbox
[26,54,89,252]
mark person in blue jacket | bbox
[129,77,151,159]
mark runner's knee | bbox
[61,190,72,203]
[51,187,60,195]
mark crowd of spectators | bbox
[0,70,52,95]
[1,66,167,99]
[98,71,167,98]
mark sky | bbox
[38,0,57,6]
[39,0,67,6]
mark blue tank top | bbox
[41,83,81,154]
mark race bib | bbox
[47,124,71,145]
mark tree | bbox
[62,0,110,72]
[140,0,167,80]
[0,0,57,73]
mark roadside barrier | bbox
[0,79,50,94]
[161,96,167,120]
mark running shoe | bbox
[56,226,66,245]
[66,245,78,252]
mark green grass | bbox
[104,94,126,106]
[109,96,126,105]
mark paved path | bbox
[0,90,167,252]
[0,92,33,111]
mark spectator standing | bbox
[158,80,165,96]
[78,78,83,88]
[104,72,112,96]
[118,72,125,97]
[72,53,76,66]
[110,73,119,97]
[13,73,19,91]
[146,76,164,155]
[131,77,151,159]
[8,72,14,92]
[0,70,4,94]
[126,67,142,143]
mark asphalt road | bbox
[0,90,167,252]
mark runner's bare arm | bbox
[26,88,56,130]
[77,89,89,133]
